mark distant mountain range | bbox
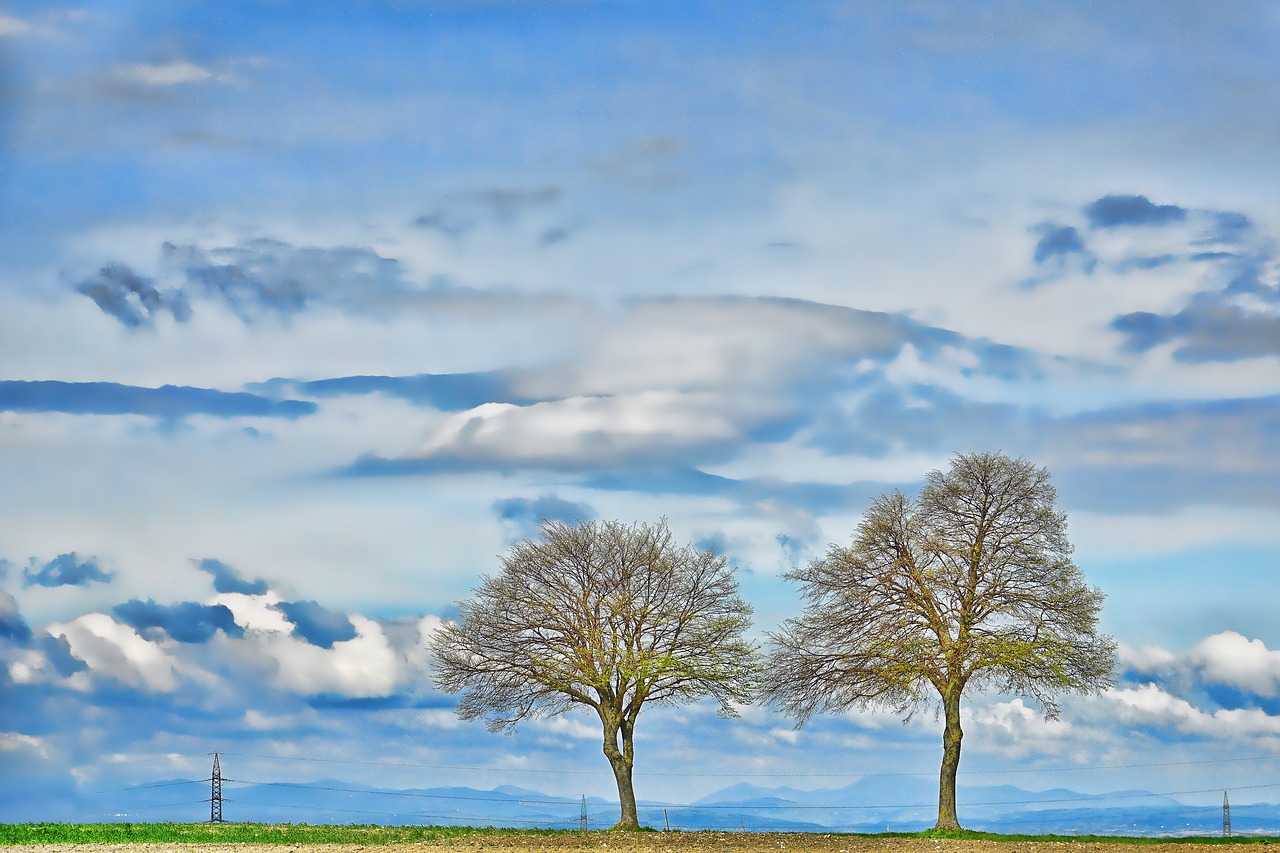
[68,774,1279,837]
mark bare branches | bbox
[432,518,759,828]
[766,453,1114,719]
[763,451,1116,830]
[431,517,760,730]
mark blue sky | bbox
[3,0,1280,824]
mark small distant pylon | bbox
[1223,790,1231,838]
[578,795,589,831]
[208,752,224,824]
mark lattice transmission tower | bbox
[208,752,224,824]
[578,796,589,831]
[1223,790,1231,838]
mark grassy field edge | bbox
[2,824,1279,846]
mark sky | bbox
[3,0,1280,826]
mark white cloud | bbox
[0,732,48,757]
[1113,632,1280,701]
[0,279,570,390]
[542,299,902,395]
[105,750,185,765]
[1103,683,1280,740]
[768,726,801,745]
[247,615,402,698]
[112,61,215,87]
[706,445,954,487]
[4,645,74,688]
[0,396,498,625]
[966,699,1073,758]
[1187,631,1280,698]
[411,615,446,669]
[0,7,91,40]
[212,591,290,634]
[1068,506,1280,558]
[843,705,927,731]
[0,14,32,36]
[413,392,744,467]
[1213,707,1280,738]
[7,655,40,685]
[729,724,802,751]
[1105,684,1209,731]
[1116,641,1177,673]
[416,709,464,731]
[527,715,598,742]
[47,613,181,693]
[243,709,313,731]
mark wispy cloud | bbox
[0,381,317,420]
[75,264,191,328]
[0,14,32,37]
[414,186,562,238]
[1108,223,1279,361]
[1015,192,1280,363]
[262,371,541,411]
[73,240,419,328]
[111,61,216,87]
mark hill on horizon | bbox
[37,775,1265,836]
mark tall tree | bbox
[432,519,759,829]
[765,452,1115,830]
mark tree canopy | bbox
[765,452,1115,830]
[432,518,759,829]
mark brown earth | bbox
[13,836,1272,853]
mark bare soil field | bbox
[13,835,1271,853]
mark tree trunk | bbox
[935,684,964,830]
[601,715,639,829]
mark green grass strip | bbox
[920,827,1280,844]
[0,823,544,846]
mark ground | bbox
[12,835,1269,853]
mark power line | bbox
[94,798,213,813]
[222,779,578,806]
[962,756,1271,776]
[83,779,206,796]
[241,798,581,827]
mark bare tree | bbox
[765,452,1115,830]
[432,519,759,829]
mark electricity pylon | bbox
[208,752,224,824]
